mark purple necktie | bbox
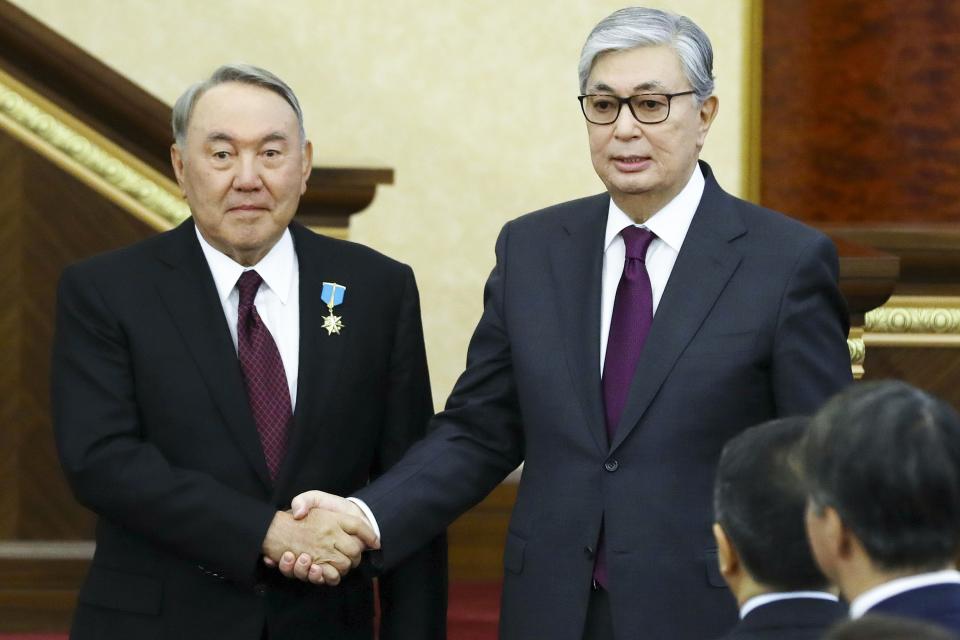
[236,270,292,482]
[594,225,656,588]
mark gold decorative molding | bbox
[848,326,865,379]
[865,296,960,347]
[0,541,94,560]
[0,67,187,230]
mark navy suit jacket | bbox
[357,161,852,639]
[720,597,847,640]
[52,221,446,640]
[868,583,960,635]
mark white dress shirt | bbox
[195,227,300,409]
[600,165,704,371]
[850,569,960,619]
[740,591,839,619]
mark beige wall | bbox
[14,0,754,409]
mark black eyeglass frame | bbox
[577,90,696,125]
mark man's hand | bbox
[290,489,365,521]
[261,506,377,585]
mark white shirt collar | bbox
[740,591,839,620]
[850,569,960,619]
[194,225,296,305]
[603,163,705,253]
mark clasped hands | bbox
[261,491,376,586]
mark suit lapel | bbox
[610,167,746,452]
[273,224,348,494]
[549,195,610,455]
[154,220,273,490]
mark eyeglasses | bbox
[578,91,696,125]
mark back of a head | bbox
[824,614,960,640]
[714,416,829,591]
[803,380,960,572]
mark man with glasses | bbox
[283,7,852,639]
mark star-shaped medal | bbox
[322,311,344,336]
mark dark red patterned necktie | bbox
[236,270,292,482]
[594,226,656,588]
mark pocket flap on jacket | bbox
[78,564,162,615]
[503,531,526,575]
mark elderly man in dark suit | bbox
[712,417,845,639]
[284,6,852,640]
[804,381,960,636]
[51,64,446,640]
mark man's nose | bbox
[613,104,643,139]
[233,156,263,190]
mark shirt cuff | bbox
[346,497,382,545]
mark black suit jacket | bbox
[867,583,960,635]
[51,221,446,640]
[720,597,846,639]
[355,162,852,639]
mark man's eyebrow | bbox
[203,131,290,144]
[588,80,670,94]
[635,80,669,92]
[206,132,234,143]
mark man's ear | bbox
[713,522,738,579]
[830,508,860,562]
[696,95,719,147]
[170,144,187,194]
[300,139,313,195]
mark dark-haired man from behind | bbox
[712,417,845,639]
[804,380,960,634]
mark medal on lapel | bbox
[320,282,346,336]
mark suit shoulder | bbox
[733,197,830,247]
[61,226,180,281]
[291,224,412,276]
[507,193,607,229]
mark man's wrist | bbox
[262,510,292,558]
[346,497,381,544]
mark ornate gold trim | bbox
[0,541,94,560]
[848,327,865,379]
[0,66,187,230]
[864,296,960,347]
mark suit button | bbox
[604,459,619,472]
[584,545,595,559]
[254,583,267,597]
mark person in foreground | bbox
[712,417,845,639]
[285,6,851,639]
[51,63,446,639]
[803,380,960,635]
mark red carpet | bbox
[0,582,502,640]
[447,581,502,639]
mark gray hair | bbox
[171,63,306,147]
[578,7,715,104]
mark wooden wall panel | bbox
[0,135,22,539]
[762,0,960,224]
[863,346,960,411]
[1,130,156,541]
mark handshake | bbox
[261,490,378,586]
